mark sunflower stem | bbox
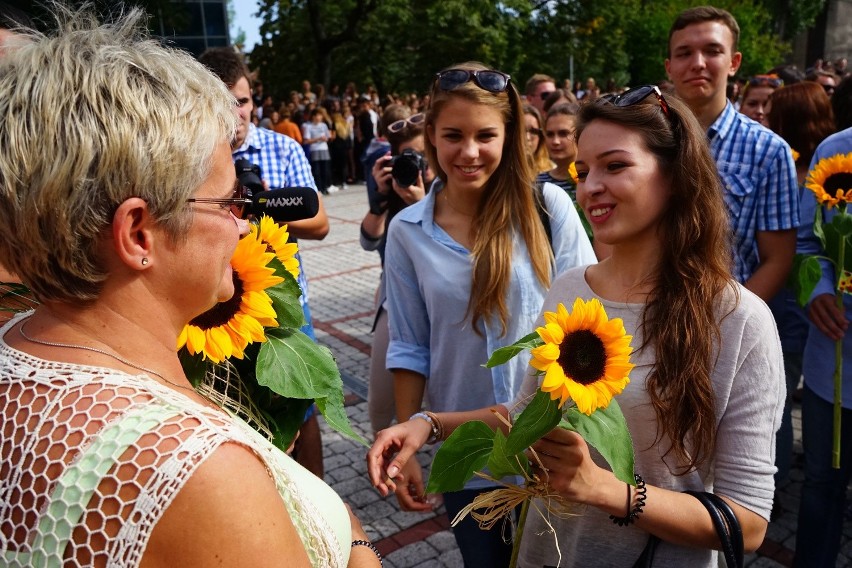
[833,231,846,469]
[510,497,531,568]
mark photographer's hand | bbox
[371,151,393,196]
[392,172,426,206]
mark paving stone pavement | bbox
[300,182,851,568]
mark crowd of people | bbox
[0,2,851,568]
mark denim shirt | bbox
[384,180,596,412]
[800,128,852,407]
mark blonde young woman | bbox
[0,9,380,568]
[380,62,595,566]
[370,87,783,567]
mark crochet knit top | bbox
[0,313,350,567]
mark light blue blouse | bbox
[384,180,596,413]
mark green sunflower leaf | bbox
[315,394,368,447]
[791,254,823,307]
[426,421,494,494]
[505,390,562,455]
[257,328,366,446]
[487,428,529,479]
[257,328,337,399]
[484,332,544,368]
[267,270,306,330]
[561,399,635,485]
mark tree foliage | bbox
[247,0,811,97]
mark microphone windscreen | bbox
[250,187,320,222]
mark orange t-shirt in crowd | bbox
[273,120,303,144]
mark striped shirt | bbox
[233,123,317,190]
[708,102,799,283]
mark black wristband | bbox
[351,539,383,566]
[609,474,647,526]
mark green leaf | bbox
[315,394,368,447]
[426,421,494,494]
[792,255,824,307]
[267,398,314,451]
[256,328,339,398]
[561,399,635,485]
[822,221,852,274]
[484,332,543,368]
[831,211,852,238]
[505,390,562,455]
[814,205,826,250]
[486,428,529,479]
[267,272,306,330]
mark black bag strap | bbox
[684,491,744,568]
[632,491,743,568]
[532,180,553,253]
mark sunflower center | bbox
[557,329,607,385]
[823,173,852,194]
[189,271,244,329]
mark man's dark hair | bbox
[668,6,739,55]
[0,1,33,30]
[832,75,852,131]
[197,46,250,88]
[768,64,806,86]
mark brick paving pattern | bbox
[301,183,851,568]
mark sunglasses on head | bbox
[186,182,252,219]
[435,69,511,94]
[599,85,671,120]
[748,75,783,88]
[388,113,426,134]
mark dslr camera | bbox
[235,158,265,195]
[390,149,428,188]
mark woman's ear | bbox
[111,197,156,270]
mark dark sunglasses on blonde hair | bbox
[388,113,425,133]
[599,85,671,120]
[748,74,783,88]
[435,69,511,93]
[186,183,252,219]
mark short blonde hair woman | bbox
[0,7,380,568]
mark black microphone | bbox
[248,187,320,222]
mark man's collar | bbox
[233,123,260,153]
[707,101,737,142]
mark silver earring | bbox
[141,257,149,266]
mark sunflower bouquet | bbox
[425,298,635,565]
[792,152,852,468]
[178,215,364,450]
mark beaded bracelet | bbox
[609,473,647,526]
[352,539,383,566]
[409,411,443,444]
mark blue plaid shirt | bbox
[232,123,318,336]
[708,102,799,283]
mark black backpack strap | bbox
[533,180,553,253]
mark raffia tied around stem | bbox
[450,471,579,530]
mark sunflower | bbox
[568,162,579,185]
[529,298,634,415]
[840,270,852,295]
[256,215,300,280]
[806,152,852,209]
[177,233,283,363]
[791,149,800,163]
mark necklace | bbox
[442,190,475,217]
[18,318,199,396]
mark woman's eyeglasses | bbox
[187,183,252,219]
[599,85,671,119]
[435,69,511,93]
[388,113,426,134]
[748,75,783,88]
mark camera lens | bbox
[391,150,425,188]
